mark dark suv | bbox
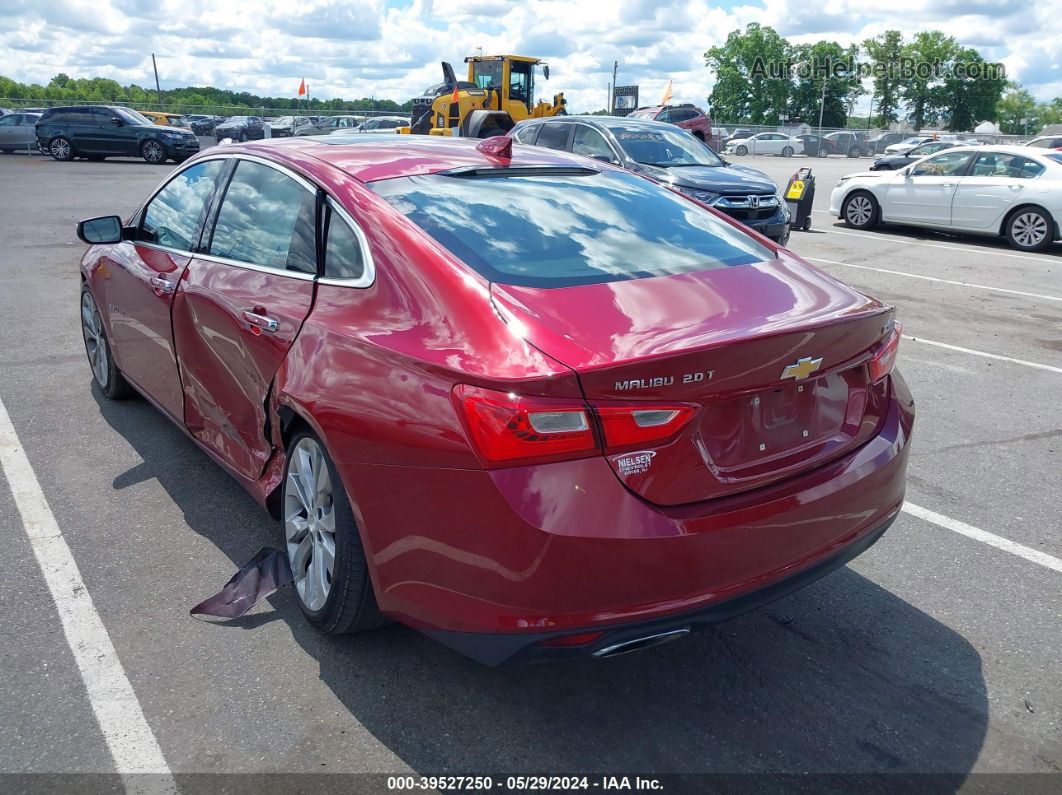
[35,105,200,163]
[627,104,713,142]
[510,115,790,245]
[213,116,265,142]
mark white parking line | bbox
[903,502,1062,575]
[0,396,175,787]
[903,336,1062,374]
[808,216,1060,265]
[807,256,1062,302]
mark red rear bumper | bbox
[345,373,914,664]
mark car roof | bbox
[517,114,686,133]
[217,134,600,183]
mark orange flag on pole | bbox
[450,83,460,103]
[661,79,673,105]
[297,78,306,97]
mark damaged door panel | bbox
[171,158,319,480]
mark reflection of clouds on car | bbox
[371,169,773,287]
[142,161,225,250]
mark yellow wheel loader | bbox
[403,55,567,137]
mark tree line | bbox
[705,24,1058,133]
[0,73,413,114]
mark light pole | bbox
[817,60,829,141]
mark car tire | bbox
[0,147,13,154]
[736,145,748,156]
[49,136,74,161]
[817,149,828,158]
[1005,207,1054,252]
[842,191,879,230]
[80,287,134,399]
[781,146,794,157]
[847,147,859,158]
[282,431,388,634]
[140,139,166,164]
[239,131,247,143]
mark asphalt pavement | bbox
[0,146,1059,789]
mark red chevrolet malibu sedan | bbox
[76,135,914,664]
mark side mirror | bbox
[77,215,123,244]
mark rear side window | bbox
[44,108,94,124]
[140,159,225,251]
[370,168,774,288]
[536,124,571,151]
[209,161,316,273]
[512,124,540,145]
[322,204,366,280]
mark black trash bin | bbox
[784,168,815,232]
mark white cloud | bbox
[0,0,1058,112]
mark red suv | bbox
[628,104,714,144]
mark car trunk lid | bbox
[490,253,894,505]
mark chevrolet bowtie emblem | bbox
[781,356,823,380]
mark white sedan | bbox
[724,132,804,157]
[829,145,1062,251]
[883,136,934,154]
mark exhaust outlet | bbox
[592,628,690,659]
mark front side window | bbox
[370,168,774,288]
[911,150,973,176]
[322,204,366,280]
[141,159,226,251]
[113,107,151,126]
[0,115,17,127]
[209,160,316,273]
[571,125,613,159]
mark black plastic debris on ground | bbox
[191,547,292,620]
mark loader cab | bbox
[466,55,547,117]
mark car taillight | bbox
[594,404,696,451]
[453,385,598,466]
[868,321,902,383]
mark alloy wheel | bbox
[80,291,109,387]
[846,195,874,226]
[1011,212,1048,248]
[143,140,164,163]
[51,138,71,159]
[284,437,337,612]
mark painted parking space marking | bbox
[0,396,175,787]
[903,502,1062,575]
[807,215,1061,265]
[902,336,1062,374]
[806,256,1062,302]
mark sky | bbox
[0,0,1059,114]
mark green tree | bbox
[996,84,1038,134]
[901,30,957,129]
[941,48,1006,131]
[705,23,791,123]
[863,31,903,127]
[789,41,863,127]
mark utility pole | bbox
[612,60,618,114]
[151,53,162,106]
[817,60,828,140]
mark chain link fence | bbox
[0,97,407,119]
[711,121,1034,146]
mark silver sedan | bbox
[0,112,41,153]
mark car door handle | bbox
[1009,184,1024,190]
[243,311,278,333]
[940,182,954,187]
[150,276,175,293]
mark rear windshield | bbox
[370,168,773,288]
